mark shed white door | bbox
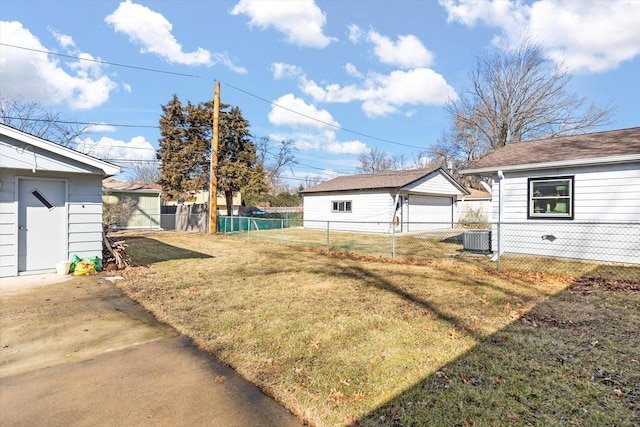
[18,179,66,273]
[408,196,453,230]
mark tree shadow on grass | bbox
[124,236,213,266]
[356,274,640,426]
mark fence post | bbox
[280,219,284,244]
[391,221,396,259]
[496,221,501,271]
[247,217,250,239]
[326,221,330,250]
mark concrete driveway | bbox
[0,273,301,426]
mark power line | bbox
[0,43,210,80]
[1,43,427,150]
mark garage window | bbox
[332,200,352,213]
[528,176,573,219]
[31,189,54,210]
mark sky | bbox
[1,0,639,186]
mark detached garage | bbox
[301,167,468,234]
[0,124,120,278]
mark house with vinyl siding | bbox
[301,167,468,234]
[460,127,640,264]
[102,178,162,229]
[0,124,120,278]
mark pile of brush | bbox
[102,232,132,270]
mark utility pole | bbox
[209,81,220,233]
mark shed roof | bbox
[461,126,640,175]
[301,167,467,194]
[461,188,491,200]
[0,123,121,176]
[103,178,162,193]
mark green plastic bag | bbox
[89,256,102,272]
[69,255,82,273]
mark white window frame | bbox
[528,176,574,219]
[331,200,352,213]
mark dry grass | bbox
[116,231,639,426]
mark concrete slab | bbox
[0,273,301,426]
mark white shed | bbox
[301,167,468,234]
[461,127,640,264]
[0,124,120,277]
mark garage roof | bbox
[301,167,468,194]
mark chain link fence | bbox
[220,218,640,283]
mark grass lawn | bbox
[116,231,639,426]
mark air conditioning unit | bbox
[463,230,491,253]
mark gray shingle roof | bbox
[462,127,640,173]
[103,178,162,193]
[301,167,445,193]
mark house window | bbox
[528,176,574,219]
[332,200,352,213]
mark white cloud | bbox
[75,135,156,162]
[269,94,340,129]
[300,68,457,117]
[231,0,334,48]
[347,24,363,43]
[106,0,246,72]
[367,30,435,69]
[268,96,366,155]
[85,123,117,133]
[0,21,117,109]
[50,29,76,49]
[276,129,367,156]
[345,63,363,78]
[439,0,640,73]
[272,62,303,80]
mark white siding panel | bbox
[0,139,98,174]
[66,176,104,263]
[487,163,640,263]
[404,173,464,195]
[68,222,102,233]
[68,240,103,254]
[68,232,103,243]
[304,191,394,233]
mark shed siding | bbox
[490,162,640,264]
[0,169,17,277]
[0,169,105,277]
[303,191,394,233]
[404,173,465,196]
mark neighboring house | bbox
[165,190,242,215]
[457,188,492,223]
[461,127,640,264]
[301,167,469,234]
[102,178,162,229]
[0,124,120,278]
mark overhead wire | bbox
[1,42,427,150]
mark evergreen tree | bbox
[157,95,267,209]
[157,95,211,201]
[218,106,268,215]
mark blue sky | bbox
[1,0,639,186]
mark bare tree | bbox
[256,137,297,195]
[128,160,161,184]
[0,96,90,146]
[433,41,613,169]
[357,147,401,173]
[302,175,326,189]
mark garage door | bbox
[407,196,452,230]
